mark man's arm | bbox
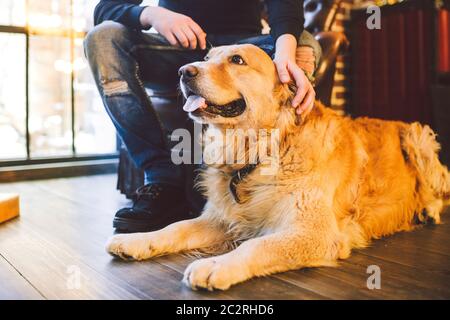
[265,0,304,42]
[94,0,147,29]
[267,1,315,114]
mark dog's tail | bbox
[401,123,450,206]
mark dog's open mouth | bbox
[182,94,246,118]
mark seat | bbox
[303,0,349,105]
[117,0,349,212]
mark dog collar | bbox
[229,162,259,204]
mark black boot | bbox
[113,183,190,232]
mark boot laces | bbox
[136,184,164,200]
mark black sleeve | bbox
[94,0,148,29]
[265,0,304,41]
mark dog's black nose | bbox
[179,65,198,79]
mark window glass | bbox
[0,0,118,162]
[29,35,72,157]
[0,33,26,159]
[28,0,71,30]
[74,42,116,155]
[0,0,26,26]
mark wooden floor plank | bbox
[357,232,450,271]
[0,254,43,300]
[365,221,450,257]
[0,174,449,299]
[0,221,142,300]
[155,255,326,299]
[341,253,450,299]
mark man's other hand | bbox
[140,6,206,50]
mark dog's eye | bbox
[230,55,246,65]
[204,55,209,61]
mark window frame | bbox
[0,0,118,172]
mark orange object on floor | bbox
[0,193,20,224]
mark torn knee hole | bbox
[101,80,129,96]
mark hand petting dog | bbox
[274,34,316,115]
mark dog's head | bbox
[179,44,297,129]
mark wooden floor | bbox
[0,174,449,300]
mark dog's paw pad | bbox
[105,234,155,261]
[183,258,233,291]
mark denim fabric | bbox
[84,21,316,187]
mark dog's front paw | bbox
[106,233,157,261]
[183,257,245,291]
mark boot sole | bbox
[113,204,190,233]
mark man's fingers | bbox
[164,31,179,47]
[275,62,291,83]
[173,28,189,48]
[288,62,309,107]
[291,78,307,107]
[189,23,207,50]
[173,22,205,50]
[275,60,315,111]
[292,86,307,108]
[182,26,198,49]
[297,85,315,114]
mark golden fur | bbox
[107,44,450,290]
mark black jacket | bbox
[94,0,304,41]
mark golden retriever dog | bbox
[107,44,450,291]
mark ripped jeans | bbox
[84,21,319,187]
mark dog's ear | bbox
[276,82,296,107]
[276,82,311,126]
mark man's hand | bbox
[274,34,315,115]
[140,6,206,50]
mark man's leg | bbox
[84,21,205,232]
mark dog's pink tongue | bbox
[183,95,206,112]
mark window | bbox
[0,0,117,163]
[0,32,26,159]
